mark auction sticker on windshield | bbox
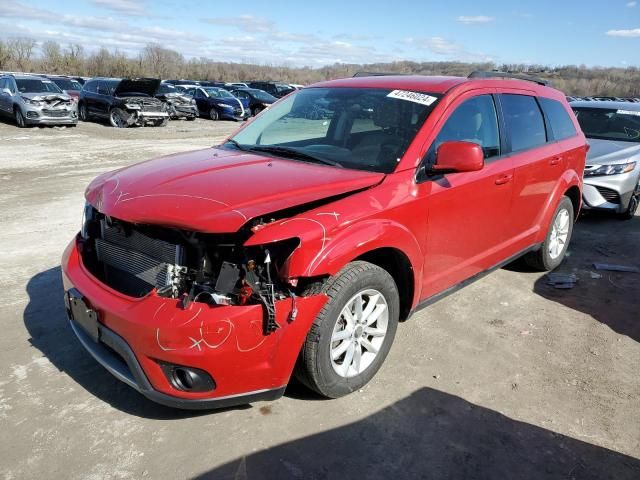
[387,90,437,106]
[617,109,640,117]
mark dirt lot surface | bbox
[0,118,638,479]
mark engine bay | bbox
[81,205,303,334]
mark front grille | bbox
[42,109,70,117]
[93,221,184,296]
[595,186,621,204]
[234,107,243,116]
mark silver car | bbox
[572,101,640,219]
[0,74,78,127]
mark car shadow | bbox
[533,213,640,342]
[191,387,640,480]
[23,266,250,419]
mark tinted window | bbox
[83,80,97,93]
[430,95,501,161]
[573,107,640,142]
[0,78,6,90]
[539,98,577,140]
[501,94,547,152]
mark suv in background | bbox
[0,74,77,127]
[62,72,585,409]
[228,87,277,116]
[43,76,83,101]
[247,81,295,98]
[79,77,168,128]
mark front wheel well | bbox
[356,248,414,322]
[564,185,581,218]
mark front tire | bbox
[619,186,639,220]
[524,196,574,271]
[209,108,219,121]
[78,102,88,122]
[14,108,26,128]
[295,261,400,398]
[109,108,129,128]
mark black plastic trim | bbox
[68,314,285,410]
[410,243,540,315]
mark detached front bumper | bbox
[61,236,327,409]
[583,169,640,213]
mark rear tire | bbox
[295,261,399,398]
[524,196,574,271]
[252,106,263,116]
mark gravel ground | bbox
[0,118,638,479]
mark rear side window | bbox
[539,98,577,140]
[430,94,501,161]
[83,80,96,93]
[501,94,547,152]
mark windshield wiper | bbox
[245,145,343,168]
[224,138,246,151]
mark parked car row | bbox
[0,72,294,128]
[568,95,640,103]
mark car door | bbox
[498,92,562,248]
[0,79,9,113]
[95,81,113,118]
[83,80,99,117]
[419,91,514,299]
[194,88,209,113]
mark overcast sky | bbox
[1,0,639,67]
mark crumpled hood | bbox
[587,138,640,165]
[85,148,384,233]
[21,92,72,102]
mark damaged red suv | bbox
[62,72,586,409]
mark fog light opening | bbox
[173,368,194,390]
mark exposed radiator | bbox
[95,221,185,295]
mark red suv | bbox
[62,72,586,409]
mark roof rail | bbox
[468,70,551,87]
[352,71,406,77]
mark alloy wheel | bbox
[548,208,570,259]
[330,289,389,378]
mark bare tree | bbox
[7,37,36,71]
[0,40,11,71]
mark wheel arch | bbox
[355,247,415,322]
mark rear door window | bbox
[500,94,547,152]
[539,98,577,140]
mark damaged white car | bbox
[0,74,78,127]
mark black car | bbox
[228,87,277,116]
[155,83,198,120]
[79,78,168,128]
[246,81,295,98]
[180,86,249,121]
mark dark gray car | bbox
[572,101,640,219]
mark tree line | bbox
[1,37,639,97]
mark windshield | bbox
[573,107,640,142]
[228,87,440,173]
[248,89,277,103]
[158,83,177,94]
[204,88,234,99]
[51,78,81,91]
[16,79,63,94]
